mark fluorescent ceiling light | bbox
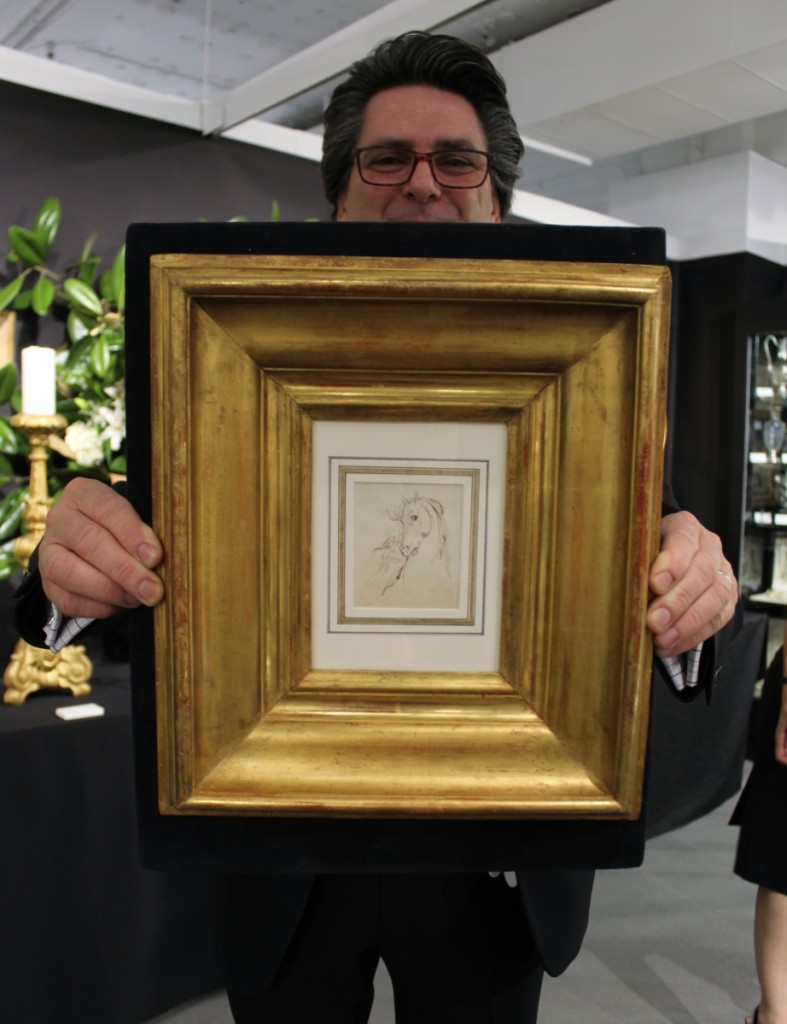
[509,189,632,226]
[520,135,593,165]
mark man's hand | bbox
[38,478,164,620]
[646,511,737,658]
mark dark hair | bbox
[321,31,524,218]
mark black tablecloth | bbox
[0,669,223,1024]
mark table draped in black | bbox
[0,669,222,1024]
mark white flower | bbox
[91,383,126,452]
[64,421,104,467]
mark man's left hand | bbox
[646,511,738,658]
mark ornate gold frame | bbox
[149,254,670,820]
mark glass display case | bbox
[742,328,787,614]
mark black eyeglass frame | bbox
[352,146,493,190]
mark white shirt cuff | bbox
[658,644,703,691]
[45,604,95,653]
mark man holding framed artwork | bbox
[15,31,738,1024]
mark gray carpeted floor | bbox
[144,789,758,1024]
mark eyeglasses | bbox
[353,146,492,189]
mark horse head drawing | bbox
[396,493,448,563]
[371,491,451,597]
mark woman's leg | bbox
[750,886,787,1024]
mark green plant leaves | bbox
[111,245,125,310]
[0,275,24,312]
[33,197,61,253]
[0,197,134,570]
[0,418,27,455]
[90,336,111,377]
[11,288,33,311]
[9,226,45,267]
[58,335,98,388]
[0,537,21,580]
[0,453,14,487]
[0,486,26,544]
[76,254,101,287]
[31,274,56,316]
[66,308,92,343]
[0,364,17,406]
[63,277,103,316]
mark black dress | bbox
[731,646,787,896]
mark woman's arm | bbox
[778,622,787,765]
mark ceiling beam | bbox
[0,45,201,129]
[221,120,323,161]
[200,0,489,135]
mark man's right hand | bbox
[38,478,164,620]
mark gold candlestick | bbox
[3,413,93,705]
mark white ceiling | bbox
[1,0,786,237]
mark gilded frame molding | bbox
[149,253,671,820]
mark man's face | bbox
[336,85,501,224]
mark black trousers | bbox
[226,873,544,1024]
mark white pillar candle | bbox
[21,346,56,415]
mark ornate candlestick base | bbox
[3,639,92,705]
[2,412,93,705]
